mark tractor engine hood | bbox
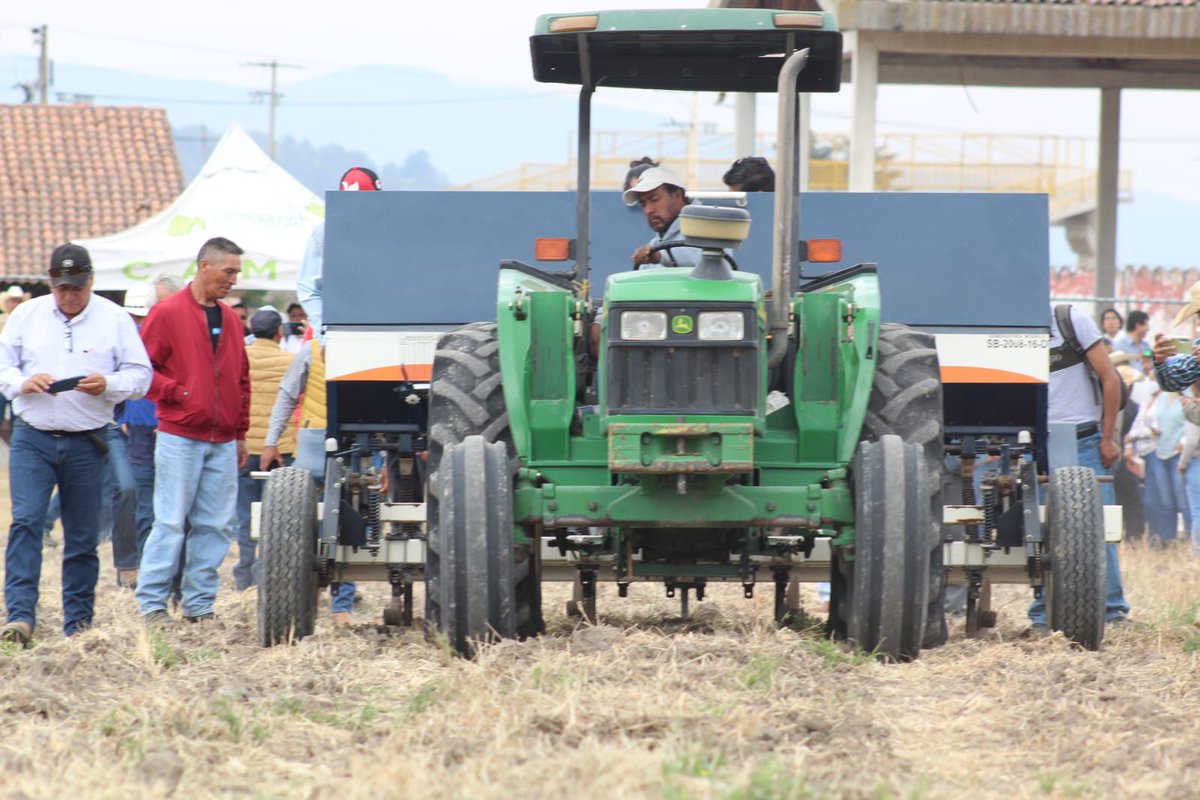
[605,268,762,306]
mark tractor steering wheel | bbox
[633,241,740,272]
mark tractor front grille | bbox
[606,344,758,415]
[605,302,759,415]
[604,303,760,416]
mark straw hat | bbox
[1109,351,1133,367]
[1173,280,1200,327]
[1116,364,1139,388]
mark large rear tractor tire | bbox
[840,436,932,660]
[857,322,947,649]
[425,436,518,657]
[425,323,543,647]
[257,467,319,646]
[1046,466,1106,650]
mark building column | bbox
[1094,87,1120,301]
[734,93,756,158]
[848,31,878,193]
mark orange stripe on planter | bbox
[940,366,1045,384]
[330,364,433,382]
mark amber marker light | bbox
[549,15,599,33]
[805,239,842,263]
[774,13,825,28]
[534,238,573,262]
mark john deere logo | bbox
[672,314,693,334]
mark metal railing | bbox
[452,130,1131,218]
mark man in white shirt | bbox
[624,166,703,269]
[0,243,152,645]
[1028,304,1129,632]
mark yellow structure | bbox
[452,129,1130,222]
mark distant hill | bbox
[0,56,668,185]
[173,125,449,195]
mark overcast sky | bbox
[2,1,1199,203]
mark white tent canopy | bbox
[82,123,323,292]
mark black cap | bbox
[49,243,93,288]
[250,308,282,338]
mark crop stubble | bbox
[0,462,1198,799]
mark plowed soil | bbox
[2,462,1198,799]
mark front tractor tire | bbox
[854,322,947,649]
[424,323,543,653]
[257,467,319,646]
[425,436,518,657]
[1045,466,1106,650]
[840,435,932,660]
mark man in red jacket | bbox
[135,237,250,624]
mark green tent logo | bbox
[671,314,693,335]
[166,214,206,237]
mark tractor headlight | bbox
[620,311,668,341]
[697,311,744,341]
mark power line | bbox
[244,60,303,159]
[40,91,548,108]
[1,24,358,71]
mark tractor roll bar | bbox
[574,33,593,287]
[767,47,810,370]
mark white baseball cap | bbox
[622,166,686,206]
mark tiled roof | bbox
[0,105,183,281]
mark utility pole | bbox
[245,60,302,160]
[33,25,50,104]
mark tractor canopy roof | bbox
[531,9,842,93]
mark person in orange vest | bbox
[233,308,295,591]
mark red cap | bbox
[340,167,381,191]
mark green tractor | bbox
[424,8,946,659]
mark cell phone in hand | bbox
[47,375,84,394]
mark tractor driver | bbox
[624,166,703,269]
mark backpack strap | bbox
[1050,304,1087,372]
[1051,303,1129,411]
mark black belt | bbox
[16,419,108,453]
[1076,422,1100,439]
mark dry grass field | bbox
[2,460,1200,799]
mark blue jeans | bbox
[105,425,140,571]
[1144,452,1189,545]
[131,459,155,562]
[297,431,356,612]
[5,420,105,634]
[44,426,139,564]
[331,581,355,614]
[1029,431,1129,624]
[234,461,261,591]
[136,433,237,618]
[234,455,293,591]
[1185,459,1200,556]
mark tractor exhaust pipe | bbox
[768,47,810,370]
